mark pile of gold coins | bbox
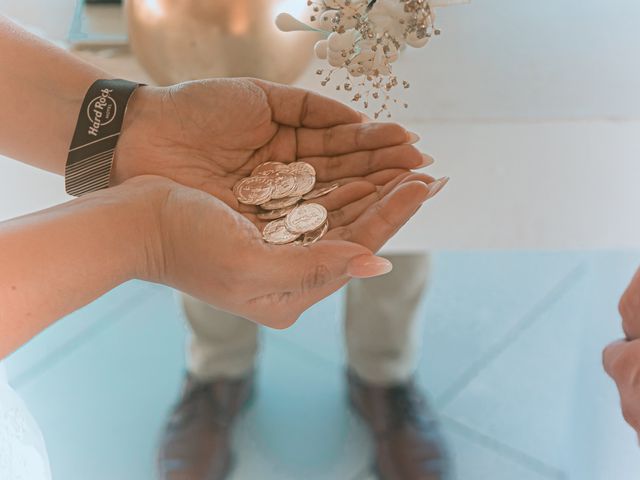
[233,161,339,246]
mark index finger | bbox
[620,267,640,340]
[251,79,362,128]
[325,177,446,252]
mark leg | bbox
[345,253,429,385]
[183,293,259,381]
[345,253,451,480]
[158,295,259,480]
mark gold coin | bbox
[256,205,296,220]
[287,162,317,197]
[302,183,340,200]
[302,221,329,246]
[269,171,297,199]
[288,162,316,177]
[260,195,302,210]
[233,176,275,205]
[285,203,328,234]
[263,218,301,245]
[289,173,316,197]
[251,162,289,177]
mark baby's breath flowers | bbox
[277,0,440,118]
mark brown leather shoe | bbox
[348,371,451,480]
[157,373,255,480]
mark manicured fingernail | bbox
[347,255,393,278]
[406,132,420,144]
[415,154,435,168]
[426,176,449,200]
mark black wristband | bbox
[65,79,143,197]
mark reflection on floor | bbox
[5,252,640,480]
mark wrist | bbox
[65,79,148,196]
[91,175,173,283]
[111,86,164,185]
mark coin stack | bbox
[233,161,340,246]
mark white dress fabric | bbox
[0,362,51,480]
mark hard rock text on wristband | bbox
[65,79,142,197]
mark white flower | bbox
[283,0,452,114]
[368,0,410,38]
[327,29,358,51]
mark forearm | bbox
[0,15,108,173]
[0,182,157,358]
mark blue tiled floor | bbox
[4,252,640,480]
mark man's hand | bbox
[113,78,431,228]
[619,268,640,341]
[603,339,640,442]
[603,267,640,441]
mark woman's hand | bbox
[0,170,442,358]
[137,170,444,329]
[603,267,640,441]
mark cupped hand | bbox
[112,78,432,223]
[111,77,443,328]
[135,170,445,329]
[603,267,640,441]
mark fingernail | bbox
[347,255,393,278]
[426,176,450,200]
[415,154,435,168]
[406,132,420,144]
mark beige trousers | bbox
[182,254,429,386]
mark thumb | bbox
[286,241,393,321]
[244,241,392,329]
[297,241,393,291]
[268,240,392,294]
[347,254,394,278]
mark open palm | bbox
[113,78,432,234]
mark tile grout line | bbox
[442,415,567,480]
[12,286,166,389]
[435,262,587,408]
